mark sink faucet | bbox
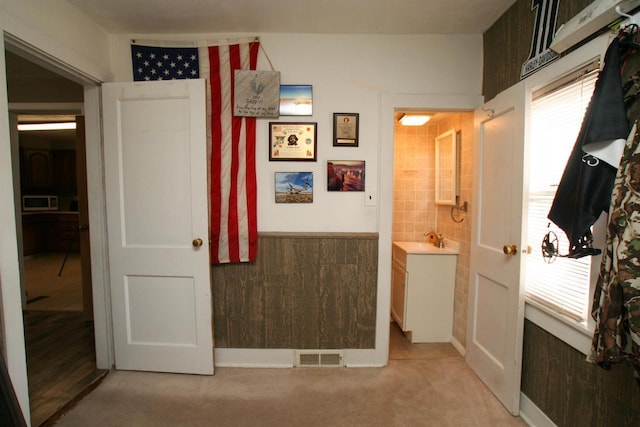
[424,231,445,248]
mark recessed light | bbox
[17,122,77,131]
[399,114,431,126]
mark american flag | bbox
[131,40,260,264]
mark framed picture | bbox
[327,160,365,192]
[333,113,359,147]
[279,85,313,116]
[269,122,317,161]
[275,172,313,203]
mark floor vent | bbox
[295,350,344,367]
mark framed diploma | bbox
[269,122,317,161]
[333,113,359,147]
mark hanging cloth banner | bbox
[234,70,280,117]
[130,37,262,264]
[520,0,560,79]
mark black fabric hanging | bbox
[548,36,629,256]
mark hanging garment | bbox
[548,36,629,257]
[588,120,640,379]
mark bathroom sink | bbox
[393,240,460,254]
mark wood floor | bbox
[23,253,107,427]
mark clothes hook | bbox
[481,107,495,117]
[615,6,636,25]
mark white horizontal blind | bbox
[526,63,599,322]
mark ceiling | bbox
[65,0,517,35]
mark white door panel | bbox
[103,79,213,375]
[468,82,526,415]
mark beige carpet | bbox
[53,325,526,427]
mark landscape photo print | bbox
[275,171,313,203]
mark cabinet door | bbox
[391,262,407,329]
[52,150,77,192]
[22,149,53,190]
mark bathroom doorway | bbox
[390,110,474,355]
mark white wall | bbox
[111,33,483,233]
[0,14,485,420]
[111,32,484,367]
[112,34,482,366]
[0,0,112,82]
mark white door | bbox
[103,79,213,375]
[467,82,526,415]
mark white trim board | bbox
[520,392,557,427]
[214,348,387,368]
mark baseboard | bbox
[214,349,294,367]
[519,392,556,427]
[450,336,465,356]
[214,348,387,368]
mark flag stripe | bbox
[215,44,234,263]
[228,44,242,263]
[208,45,223,264]
[246,42,260,261]
[234,44,248,262]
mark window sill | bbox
[524,298,593,355]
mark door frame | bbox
[378,93,483,366]
[1,34,112,421]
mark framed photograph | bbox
[279,85,313,116]
[333,113,359,147]
[275,172,313,203]
[327,160,365,192]
[269,122,317,161]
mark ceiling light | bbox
[399,114,431,126]
[17,122,77,131]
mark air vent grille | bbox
[295,350,344,367]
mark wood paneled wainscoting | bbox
[521,320,640,426]
[212,232,378,349]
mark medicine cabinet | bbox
[435,128,459,205]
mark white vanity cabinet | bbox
[391,242,458,343]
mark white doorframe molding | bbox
[0,33,110,423]
[378,93,483,365]
[83,85,113,370]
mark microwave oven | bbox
[22,195,58,211]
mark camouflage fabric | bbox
[588,122,640,378]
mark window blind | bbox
[526,62,599,322]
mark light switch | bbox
[365,192,376,206]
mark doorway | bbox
[389,109,474,356]
[5,49,105,426]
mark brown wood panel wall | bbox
[522,321,640,426]
[483,0,593,102]
[211,233,378,349]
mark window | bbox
[526,61,601,324]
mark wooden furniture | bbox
[20,148,76,194]
[22,212,79,255]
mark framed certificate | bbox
[269,122,317,161]
[333,113,359,147]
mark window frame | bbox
[520,35,611,355]
[526,60,601,324]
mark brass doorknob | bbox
[192,238,204,248]
[503,244,517,255]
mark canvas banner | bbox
[233,70,280,117]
